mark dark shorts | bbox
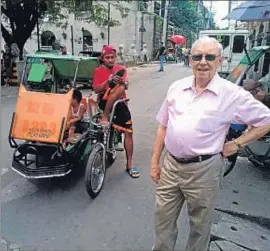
[68,121,88,134]
[74,121,89,133]
[98,99,133,133]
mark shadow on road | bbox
[30,163,87,194]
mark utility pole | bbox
[107,2,111,45]
[71,25,74,55]
[134,2,138,46]
[228,0,232,28]
[162,0,169,43]
[139,1,146,51]
[209,0,213,29]
[82,27,85,50]
[165,1,171,43]
[228,0,232,13]
[140,12,145,51]
[36,0,40,50]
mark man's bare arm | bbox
[223,123,270,157]
[150,124,167,184]
[93,80,109,94]
[151,124,167,165]
[68,106,86,124]
[236,123,270,147]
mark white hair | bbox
[191,36,223,55]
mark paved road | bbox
[1,63,270,250]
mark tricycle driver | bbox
[92,45,139,178]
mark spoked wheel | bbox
[85,144,106,199]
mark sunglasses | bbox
[191,54,220,61]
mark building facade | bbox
[246,21,270,79]
[196,0,215,31]
[1,0,215,60]
[1,1,156,58]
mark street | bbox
[1,63,270,251]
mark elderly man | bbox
[150,36,270,251]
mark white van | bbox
[199,29,250,78]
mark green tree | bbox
[1,0,130,59]
[170,0,203,45]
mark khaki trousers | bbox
[153,152,225,251]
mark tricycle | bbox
[8,53,101,180]
[9,53,128,199]
[223,45,270,177]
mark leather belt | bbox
[169,153,214,164]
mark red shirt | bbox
[92,64,128,99]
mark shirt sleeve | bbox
[232,87,270,127]
[156,97,169,127]
[92,68,102,87]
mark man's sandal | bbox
[126,168,140,178]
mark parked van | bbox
[199,29,250,78]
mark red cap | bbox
[101,45,116,57]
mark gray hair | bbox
[191,36,223,55]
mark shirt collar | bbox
[183,73,220,95]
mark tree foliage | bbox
[1,0,44,58]
[170,0,203,34]
[45,0,131,27]
[1,0,131,58]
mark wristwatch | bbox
[233,139,242,149]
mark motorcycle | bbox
[224,44,270,176]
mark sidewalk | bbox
[209,154,270,251]
[210,210,270,250]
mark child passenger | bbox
[67,89,86,139]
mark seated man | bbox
[67,89,86,140]
[92,45,139,178]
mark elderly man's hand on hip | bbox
[222,141,239,158]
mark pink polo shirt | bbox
[156,74,270,158]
